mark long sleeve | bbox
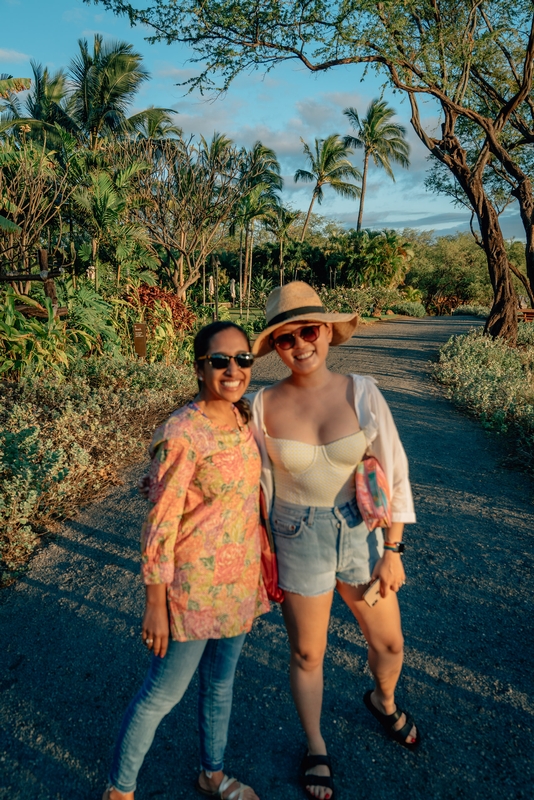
[354,375,416,524]
[141,432,197,584]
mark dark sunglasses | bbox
[197,352,255,370]
[271,324,324,351]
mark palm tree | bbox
[264,206,300,285]
[131,107,182,140]
[0,74,30,99]
[234,142,282,308]
[0,73,30,137]
[24,62,76,134]
[343,99,410,231]
[294,134,361,242]
[74,160,149,288]
[68,34,153,150]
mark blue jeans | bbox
[108,634,246,793]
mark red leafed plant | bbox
[134,285,196,332]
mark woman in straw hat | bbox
[249,282,419,800]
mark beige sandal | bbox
[102,788,132,800]
[195,773,254,800]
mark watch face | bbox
[398,543,405,554]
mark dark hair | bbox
[193,321,252,423]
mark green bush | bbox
[317,286,403,317]
[517,321,534,347]
[434,329,534,472]
[452,304,490,318]
[0,356,196,582]
[0,290,93,380]
[392,301,426,318]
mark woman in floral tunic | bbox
[103,322,269,800]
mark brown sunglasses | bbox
[270,324,324,350]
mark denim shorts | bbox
[271,497,384,596]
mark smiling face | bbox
[195,327,253,404]
[271,320,333,375]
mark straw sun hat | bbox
[252,281,359,357]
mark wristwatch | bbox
[383,541,405,554]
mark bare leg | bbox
[282,590,334,800]
[336,581,417,743]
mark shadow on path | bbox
[1,317,532,800]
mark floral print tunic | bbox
[142,402,269,642]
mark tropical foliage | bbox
[95,0,534,341]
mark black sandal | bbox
[363,690,420,750]
[299,752,334,799]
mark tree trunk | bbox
[357,154,369,233]
[92,238,98,292]
[408,101,518,342]
[508,261,534,308]
[279,238,284,286]
[246,224,254,321]
[300,191,317,242]
[170,252,180,292]
[243,223,250,297]
[178,230,186,300]
[451,157,518,341]
[39,249,59,316]
[239,228,243,315]
[511,179,534,303]
[471,186,518,342]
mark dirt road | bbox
[1,317,532,800]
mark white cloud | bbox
[155,66,198,81]
[62,8,87,24]
[0,47,29,63]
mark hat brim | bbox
[252,311,359,357]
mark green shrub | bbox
[0,356,196,582]
[252,315,267,333]
[391,301,426,318]
[517,321,534,347]
[0,427,69,574]
[434,329,534,473]
[0,290,93,380]
[317,286,403,317]
[452,304,490,318]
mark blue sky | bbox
[1,0,524,239]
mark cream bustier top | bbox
[265,430,367,507]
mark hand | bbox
[372,551,406,598]
[137,473,150,499]
[142,585,169,658]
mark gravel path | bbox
[1,317,533,800]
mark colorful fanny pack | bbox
[355,457,392,531]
